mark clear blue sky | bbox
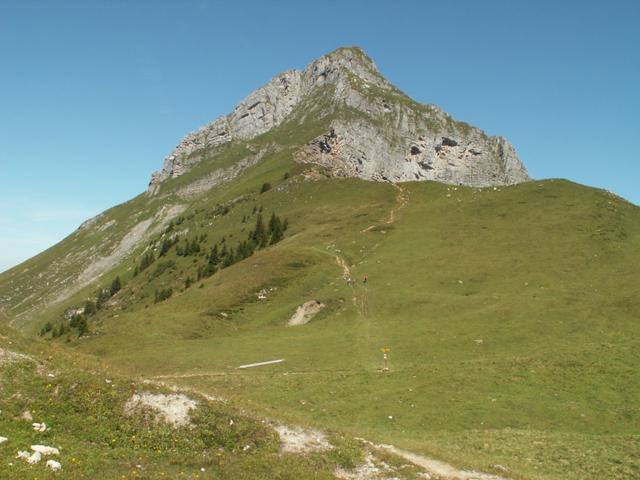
[1,0,638,272]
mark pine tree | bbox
[268,212,279,233]
[270,222,284,244]
[77,316,88,336]
[260,182,272,193]
[96,288,111,310]
[110,276,121,296]
[209,244,220,265]
[84,300,97,316]
[159,238,172,257]
[252,213,267,247]
[138,251,155,272]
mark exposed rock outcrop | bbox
[148,46,529,190]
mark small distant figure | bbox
[363,275,368,284]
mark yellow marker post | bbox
[381,347,391,372]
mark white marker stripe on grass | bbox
[237,359,285,369]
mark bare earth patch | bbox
[358,438,509,480]
[288,300,325,326]
[274,425,333,453]
[335,453,400,480]
[125,392,197,428]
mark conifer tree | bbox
[96,288,111,310]
[84,299,97,316]
[209,244,220,265]
[159,238,172,257]
[110,276,121,296]
[77,316,88,336]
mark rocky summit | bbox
[148,47,529,194]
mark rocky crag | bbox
[149,47,529,193]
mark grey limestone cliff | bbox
[148,47,529,193]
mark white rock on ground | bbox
[32,422,47,432]
[16,451,30,460]
[0,436,7,444]
[46,459,62,471]
[27,451,42,464]
[31,445,60,456]
[124,392,197,428]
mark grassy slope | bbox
[0,324,371,479]
[53,175,639,480]
[1,68,638,478]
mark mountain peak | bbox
[318,46,380,75]
[148,47,529,194]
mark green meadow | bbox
[36,174,638,479]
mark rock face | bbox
[148,47,529,193]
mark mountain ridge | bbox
[148,46,529,194]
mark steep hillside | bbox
[0,47,638,479]
[0,324,388,479]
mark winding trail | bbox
[147,181,508,479]
[385,183,409,225]
[358,438,508,480]
[360,182,409,233]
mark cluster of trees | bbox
[154,287,173,303]
[41,275,122,338]
[134,251,156,277]
[204,204,231,220]
[163,216,185,235]
[159,236,179,257]
[158,234,208,259]
[40,320,82,338]
[195,212,288,282]
[176,237,204,257]
[152,260,176,278]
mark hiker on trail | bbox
[363,275,368,284]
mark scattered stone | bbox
[46,459,62,471]
[16,451,30,460]
[0,436,7,444]
[27,451,42,464]
[32,422,47,432]
[31,445,59,456]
